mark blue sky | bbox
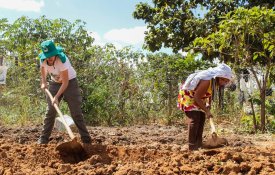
[0,0,157,51]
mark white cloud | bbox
[90,31,123,49]
[90,27,146,50]
[104,26,147,45]
[89,31,105,46]
[0,0,44,12]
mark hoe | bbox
[204,118,228,148]
[44,89,87,160]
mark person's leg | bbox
[185,111,200,150]
[63,79,92,143]
[196,111,206,148]
[38,83,60,144]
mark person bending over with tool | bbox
[178,63,233,151]
[37,40,92,145]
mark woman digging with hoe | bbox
[37,40,92,160]
[178,63,233,151]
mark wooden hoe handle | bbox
[209,118,216,134]
[44,88,75,139]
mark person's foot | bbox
[81,136,92,144]
[188,144,199,151]
[197,141,203,148]
[37,138,49,144]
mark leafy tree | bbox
[79,44,146,125]
[193,7,275,132]
[133,0,274,132]
[0,18,9,61]
[133,0,274,53]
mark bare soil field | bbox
[0,123,274,175]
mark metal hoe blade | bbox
[204,132,228,149]
[203,118,228,149]
[56,138,88,163]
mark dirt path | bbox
[0,124,274,175]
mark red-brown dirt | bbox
[0,123,274,175]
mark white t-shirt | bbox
[41,57,76,83]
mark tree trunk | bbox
[250,66,269,133]
[167,80,173,123]
[15,56,18,66]
[0,56,4,95]
[250,98,257,133]
[260,89,266,133]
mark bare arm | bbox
[194,80,213,118]
[40,66,48,89]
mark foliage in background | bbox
[133,0,274,133]
[133,0,274,53]
[193,7,275,132]
[0,16,211,126]
[0,6,274,134]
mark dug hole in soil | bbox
[0,123,274,175]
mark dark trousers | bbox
[185,111,206,150]
[40,78,91,143]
